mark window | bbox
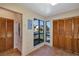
[33,18,44,46]
[46,21,51,43]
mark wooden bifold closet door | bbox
[73,17,79,53]
[6,19,14,50]
[53,20,59,48]
[58,20,65,49]
[53,16,79,54]
[64,19,72,52]
[0,17,14,52]
[53,20,65,49]
[0,17,6,51]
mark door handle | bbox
[7,33,12,37]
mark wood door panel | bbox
[6,19,14,50]
[53,20,59,48]
[0,17,6,52]
[77,40,79,53]
[53,16,79,54]
[72,19,78,53]
[73,17,79,53]
[76,17,79,53]
[0,17,14,52]
[59,20,65,49]
[0,38,5,51]
[64,19,72,51]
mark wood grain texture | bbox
[73,17,79,54]
[0,17,6,52]
[59,20,65,49]
[6,19,14,50]
[0,17,14,52]
[53,20,59,48]
[64,19,72,52]
[53,16,79,54]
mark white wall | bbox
[0,4,45,55]
[14,14,22,52]
[51,8,79,19]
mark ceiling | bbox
[19,3,79,17]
